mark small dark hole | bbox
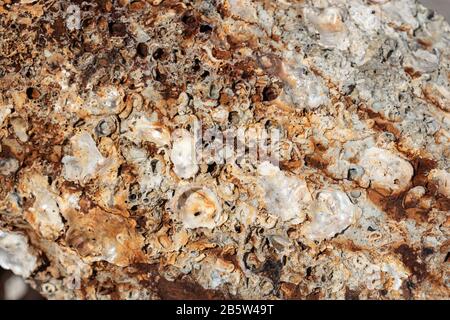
[26,87,39,99]
[194,211,201,217]
[207,163,216,173]
[137,43,148,58]
[199,24,212,33]
[181,11,196,25]
[152,48,165,60]
[201,70,210,79]
[421,247,434,256]
[262,85,279,101]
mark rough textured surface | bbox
[0,0,449,300]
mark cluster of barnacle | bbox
[0,0,449,300]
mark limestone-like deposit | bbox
[0,0,449,299]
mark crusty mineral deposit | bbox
[0,0,449,300]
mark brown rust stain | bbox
[366,157,448,223]
[345,287,360,300]
[411,157,437,187]
[156,276,229,300]
[404,67,422,79]
[304,153,328,171]
[359,106,401,139]
[367,189,428,223]
[129,263,232,300]
[394,244,428,282]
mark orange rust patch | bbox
[367,189,429,223]
[411,157,437,187]
[212,47,232,60]
[359,106,401,138]
[404,66,422,79]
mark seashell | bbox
[170,129,199,179]
[2,0,450,300]
[10,116,29,142]
[121,112,171,147]
[306,7,349,50]
[195,255,240,292]
[257,161,312,222]
[428,169,450,198]
[403,186,426,207]
[20,173,64,240]
[66,5,81,31]
[0,230,38,278]
[358,147,413,194]
[0,103,12,128]
[381,260,409,291]
[65,208,144,267]
[302,189,361,242]
[171,185,223,229]
[227,0,258,23]
[95,116,117,137]
[62,131,107,183]
[0,157,19,176]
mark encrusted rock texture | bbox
[0,0,449,300]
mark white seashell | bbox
[122,112,171,146]
[62,131,106,183]
[0,157,19,176]
[306,7,350,50]
[66,5,81,31]
[0,230,38,278]
[22,174,64,240]
[428,169,450,198]
[170,129,199,179]
[196,256,240,292]
[227,0,258,23]
[10,117,28,142]
[381,261,409,291]
[302,189,360,241]
[358,147,413,194]
[257,161,312,222]
[171,185,223,229]
[0,104,12,128]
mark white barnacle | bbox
[302,189,360,241]
[66,5,81,31]
[62,131,107,183]
[171,185,223,229]
[170,129,199,179]
[0,230,38,278]
[257,161,312,222]
[358,147,413,194]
